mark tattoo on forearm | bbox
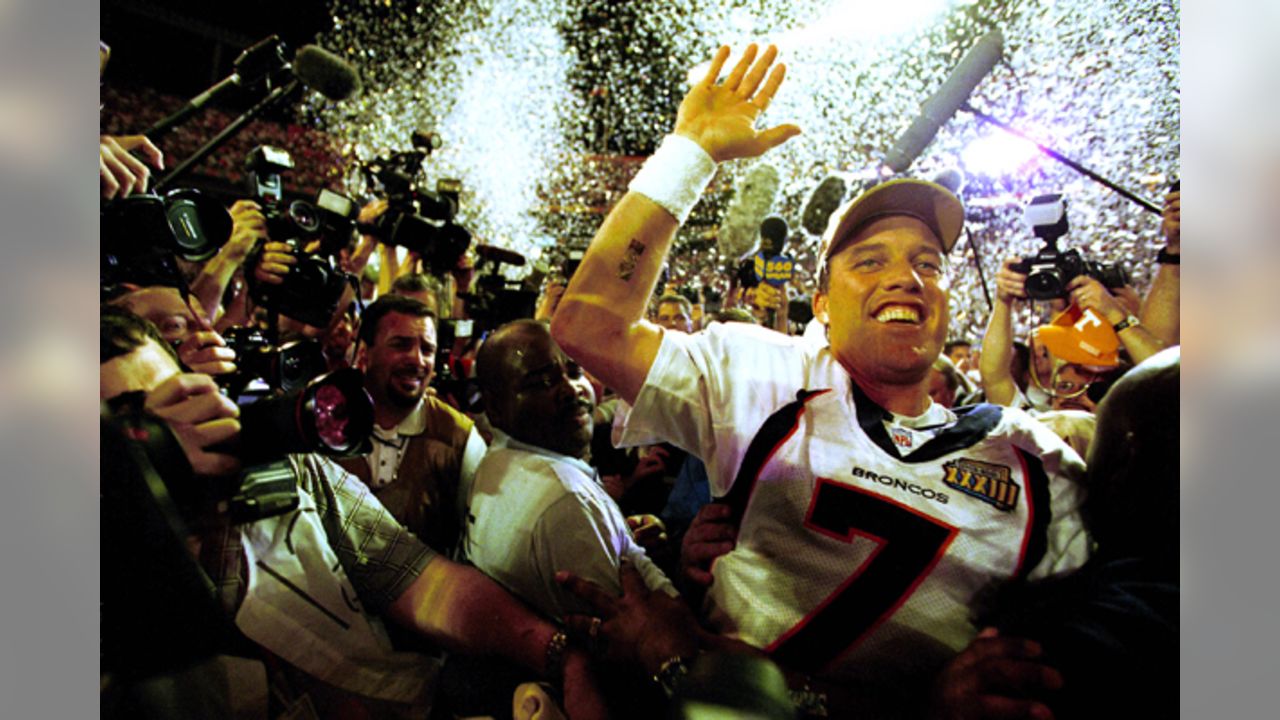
[617,239,647,281]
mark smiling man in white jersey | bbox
[551,44,1089,718]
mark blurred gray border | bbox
[0,0,100,716]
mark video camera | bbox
[455,244,539,332]
[356,131,472,275]
[1011,193,1129,300]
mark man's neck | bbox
[373,397,419,431]
[846,366,931,417]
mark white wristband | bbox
[628,134,717,224]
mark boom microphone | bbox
[293,45,363,101]
[145,38,361,141]
[882,29,1004,174]
[719,163,780,261]
[800,175,848,236]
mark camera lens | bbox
[289,200,321,234]
[1026,269,1062,298]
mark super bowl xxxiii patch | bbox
[942,458,1020,512]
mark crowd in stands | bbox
[101,40,1179,720]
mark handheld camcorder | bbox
[356,131,472,274]
[1011,193,1128,300]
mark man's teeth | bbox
[875,306,921,324]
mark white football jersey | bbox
[618,323,1088,710]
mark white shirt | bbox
[462,430,676,622]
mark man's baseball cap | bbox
[819,178,966,264]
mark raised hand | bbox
[100,134,164,200]
[675,44,802,163]
[995,257,1028,303]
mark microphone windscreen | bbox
[294,45,363,101]
[932,167,966,195]
[800,175,848,236]
[759,216,789,256]
[883,29,1004,173]
[719,163,779,261]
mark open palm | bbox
[675,44,802,162]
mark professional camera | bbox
[244,237,353,328]
[245,145,360,254]
[1011,193,1129,300]
[101,187,232,286]
[457,244,539,330]
[222,326,328,396]
[104,366,373,525]
[356,132,472,274]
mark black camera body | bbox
[101,187,232,287]
[1011,193,1128,300]
[222,327,328,396]
[245,238,351,328]
[245,145,359,255]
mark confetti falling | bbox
[304,0,1178,343]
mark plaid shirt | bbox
[200,454,436,616]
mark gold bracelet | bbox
[544,630,569,680]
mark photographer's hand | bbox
[995,257,1028,304]
[980,258,1027,407]
[1066,276,1125,326]
[190,201,268,321]
[1161,189,1180,253]
[100,134,164,200]
[144,373,241,477]
[226,201,269,263]
[178,330,237,376]
[253,241,297,286]
[1068,276,1166,364]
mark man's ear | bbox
[353,343,369,371]
[811,291,829,326]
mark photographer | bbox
[101,307,604,719]
[979,256,1165,411]
[108,285,238,378]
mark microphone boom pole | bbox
[961,102,1162,215]
[153,80,298,192]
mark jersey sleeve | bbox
[616,322,811,497]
